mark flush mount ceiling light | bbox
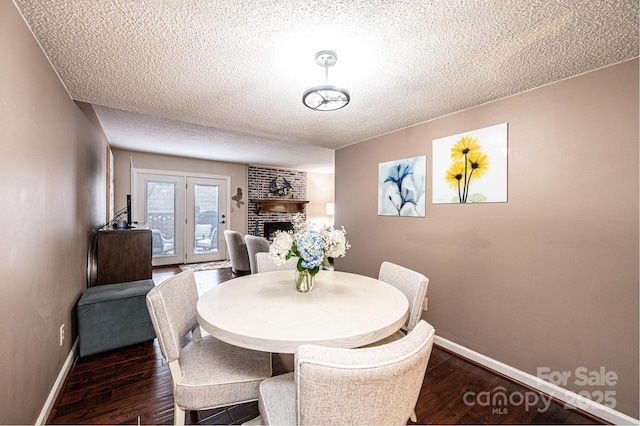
[302,50,350,111]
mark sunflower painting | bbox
[432,123,508,204]
[378,155,426,217]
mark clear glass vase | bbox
[295,268,315,293]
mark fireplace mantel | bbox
[250,199,309,214]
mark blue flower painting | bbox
[378,155,426,217]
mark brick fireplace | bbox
[262,221,294,238]
[248,166,307,237]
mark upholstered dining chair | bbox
[223,230,251,275]
[258,320,435,425]
[255,252,299,273]
[145,270,272,426]
[374,261,429,343]
[244,235,270,274]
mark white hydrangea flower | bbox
[269,231,294,265]
[323,227,350,258]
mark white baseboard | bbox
[434,336,639,425]
[36,338,78,425]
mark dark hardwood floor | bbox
[47,266,605,425]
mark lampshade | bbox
[326,202,335,216]
[302,51,350,111]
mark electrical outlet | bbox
[59,324,65,346]
[422,297,429,312]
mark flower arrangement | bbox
[270,214,350,291]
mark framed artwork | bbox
[432,123,508,204]
[378,155,426,217]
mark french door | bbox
[132,169,229,266]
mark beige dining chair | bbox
[258,320,435,425]
[375,261,429,343]
[355,262,429,422]
[245,234,270,274]
[145,270,272,426]
[255,251,299,273]
[223,230,251,274]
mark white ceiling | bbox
[15,0,639,172]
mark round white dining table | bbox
[196,270,409,354]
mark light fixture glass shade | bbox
[302,85,350,111]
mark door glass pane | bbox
[146,181,176,258]
[193,183,219,254]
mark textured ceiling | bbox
[14,0,639,172]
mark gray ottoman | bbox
[78,279,156,357]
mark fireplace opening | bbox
[263,221,293,239]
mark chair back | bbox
[146,270,199,363]
[196,227,218,250]
[255,252,298,273]
[295,320,435,425]
[207,227,218,248]
[151,229,164,255]
[245,235,270,273]
[224,230,250,273]
[379,261,429,332]
[194,224,213,240]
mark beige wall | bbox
[306,171,335,228]
[335,59,639,418]
[111,149,248,235]
[0,3,108,424]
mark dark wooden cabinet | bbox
[96,228,152,286]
